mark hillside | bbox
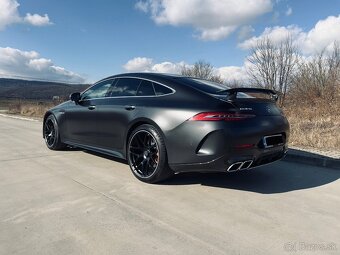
[0,78,89,100]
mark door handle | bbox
[88,105,96,110]
[124,105,136,110]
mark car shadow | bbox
[162,160,340,194]
[73,147,340,194]
[286,148,340,169]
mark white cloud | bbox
[24,13,52,26]
[123,57,186,74]
[151,61,186,73]
[123,57,249,82]
[303,15,340,54]
[285,6,292,16]
[0,47,84,83]
[217,66,249,82]
[123,57,154,72]
[135,0,273,41]
[0,0,20,30]
[198,26,237,41]
[239,25,303,49]
[27,58,53,71]
[239,15,340,55]
[0,0,52,30]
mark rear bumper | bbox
[169,144,288,173]
[166,115,289,173]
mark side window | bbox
[81,79,113,100]
[136,80,155,96]
[110,78,141,97]
[153,83,173,96]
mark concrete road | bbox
[0,115,339,255]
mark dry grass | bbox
[283,99,340,150]
[6,100,57,118]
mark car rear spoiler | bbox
[223,88,279,102]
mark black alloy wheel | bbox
[127,124,173,183]
[129,130,159,177]
[44,115,65,150]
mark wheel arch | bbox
[43,111,64,138]
[124,118,166,158]
[42,111,54,138]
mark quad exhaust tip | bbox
[227,160,253,172]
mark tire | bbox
[127,124,174,183]
[43,115,66,150]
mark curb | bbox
[284,150,340,170]
[0,113,41,122]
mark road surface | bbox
[0,115,339,254]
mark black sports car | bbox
[43,73,289,183]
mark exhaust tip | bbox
[227,162,243,172]
[227,160,254,172]
[240,160,253,170]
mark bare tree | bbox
[291,42,340,102]
[247,37,277,89]
[247,36,298,105]
[277,37,298,103]
[181,60,224,83]
[327,41,340,88]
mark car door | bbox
[65,78,115,146]
[98,77,142,153]
[65,77,142,157]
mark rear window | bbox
[153,83,173,96]
[110,78,141,97]
[181,78,252,98]
[137,80,155,96]
[181,78,228,94]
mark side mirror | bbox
[70,92,81,103]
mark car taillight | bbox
[189,112,256,121]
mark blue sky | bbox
[0,0,339,83]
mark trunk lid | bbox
[230,99,282,116]
[213,88,283,116]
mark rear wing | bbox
[224,88,279,102]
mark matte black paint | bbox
[43,73,290,172]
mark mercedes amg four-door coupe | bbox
[43,73,289,183]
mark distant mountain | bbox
[0,78,89,100]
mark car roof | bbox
[96,73,191,84]
[113,72,184,78]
